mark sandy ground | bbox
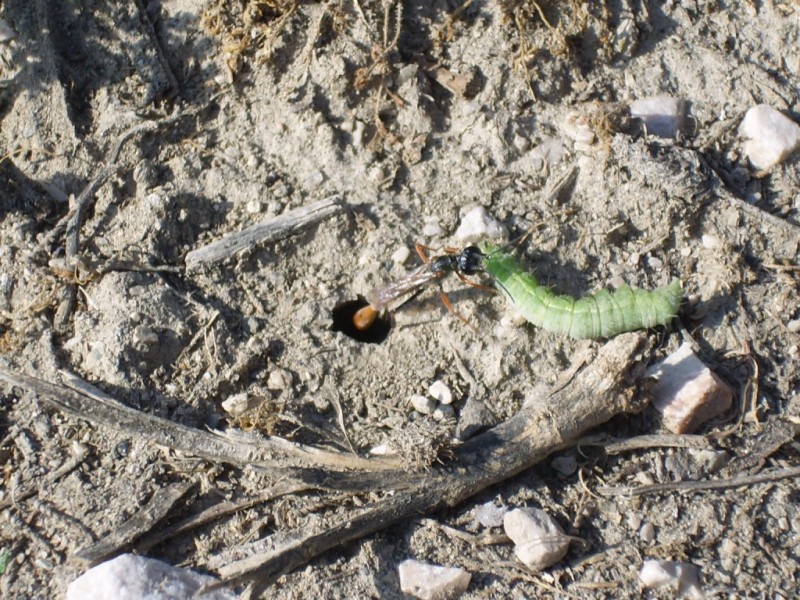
[1,1,799,598]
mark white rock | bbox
[688,448,729,473]
[639,559,704,599]
[66,554,236,600]
[369,442,396,456]
[645,342,733,434]
[267,368,293,391]
[503,507,570,571]
[304,170,325,187]
[701,234,720,249]
[411,394,437,415]
[245,199,263,214]
[221,392,261,417]
[474,502,508,528]
[429,380,453,405]
[398,559,471,600]
[432,404,455,421]
[639,522,656,543]
[455,206,507,243]
[629,96,687,138]
[391,245,411,265]
[739,104,800,170]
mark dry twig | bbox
[184,195,346,269]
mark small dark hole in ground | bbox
[331,297,392,344]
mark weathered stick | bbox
[0,365,410,482]
[184,195,347,269]
[214,332,649,587]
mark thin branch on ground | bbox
[596,464,800,497]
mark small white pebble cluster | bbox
[409,380,456,421]
[555,97,799,174]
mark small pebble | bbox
[66,554,236,600]
[369,442,396,456]
[639,559,704,599]
[474,502,508,528]
[646,256,663,270]
[639,522,656,543]
[428,381,453,405]
[550,454,578,476]
[411,394,437,415]
[221,393,261,417]
[629,96,687,138]
[512,133,531,153]
[245,199,263,214]
[787,318,800,333]
[503,508,570,572]
[645,342,733,434]
[701,234,720,249]
[391,246,411,265]
[433,404,455,421]
[455,206,507,243]
[398,559,471,600]
[132,325,159,349]
[267,368,293,391]
[739,104,800,170]
[422,222,443,238]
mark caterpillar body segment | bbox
[480,244,683,339]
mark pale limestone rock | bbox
[398,559,471,600]
[503,507,570,571]
[639,559,704,599]
[411,394,437,415]
[739,104,800,170]
[66,554,235,600]
[429,380,453,405]
[455,206,507,243]
[646,342,733,434]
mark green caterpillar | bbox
[480,243,683,339]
